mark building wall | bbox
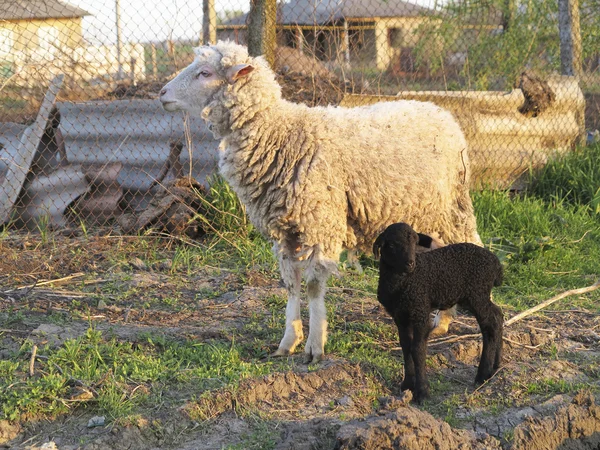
[217,16,437,72]
[0,18,146,86]
[375,16,432,70]
[0,17,83,63]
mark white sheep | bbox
[159,41,482,363]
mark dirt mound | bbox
[512,391,600,450]
[276,71,347,107]
[184,363,377,421]
[335,393,501,450]
[0,420,21,445]
[275,46,334,79]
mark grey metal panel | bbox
[0,123,27,177]
[56,99,220,194]
[0,75,64,224]
[14,166,89,229]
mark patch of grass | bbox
[524,378,594,396]
[223,416,280,450]
[0,327,292,422]
[473,188,600,311]
[528,144,600,214]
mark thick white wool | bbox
[202,42,480,261]
[165,41,481,360]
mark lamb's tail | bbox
[494,261,504,287]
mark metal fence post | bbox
[247,0,276,67]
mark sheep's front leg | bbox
[397,322,415,393]
[304,273,328,364]
[273,255,303,357]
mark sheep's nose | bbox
[160,88,167,97]
[407,261,415,271]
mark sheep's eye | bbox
[195,70,211,79]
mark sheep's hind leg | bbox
[273,254,304,357]
[473,300,504,384]
[304,274,328,364]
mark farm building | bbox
[218,0,436,71]
[0,0,145,86]
[0,0,89,75]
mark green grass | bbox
[223,416,280,450]
[0,327,293,422]
[527,144,600,214]
[2,144,600,426]
[473,143,600,312]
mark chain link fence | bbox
[0,0,598,231]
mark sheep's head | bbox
[373,223,435,273]
[159,41,255,118]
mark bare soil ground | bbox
[1,231,599,450]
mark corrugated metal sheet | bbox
[1,96,220,228]
[57,99,220,196]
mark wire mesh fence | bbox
[0,0,598,232]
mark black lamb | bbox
[373,222,504,403]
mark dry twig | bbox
[11,273,85,292]
[29,344,38,377]
[505,279,600,327]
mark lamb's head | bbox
[374,223,438,273]
[159,41,256,118]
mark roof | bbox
[0,0,90,21]
[223,0,433,26]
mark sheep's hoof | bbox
[303,352,323,365]
[412,388,430,404]
[400,379,415,392]
[271,348,292,358]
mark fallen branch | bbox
[502,336,542,350]
[0,328,30,334]
[7,273,86,293]
[428,333,480,347]
[505,279,600,327]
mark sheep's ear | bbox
[417,233,433,249]
[226,64,255,84]
[373,235,384,260]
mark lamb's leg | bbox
[397,321,415,393]
[410,317,431,403]
[304,273,328,364]
[473,300,503,384]
[273,253,304,357]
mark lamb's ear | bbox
[417,233,434,249]
[373,234,384,260]
[226,64,255,84]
